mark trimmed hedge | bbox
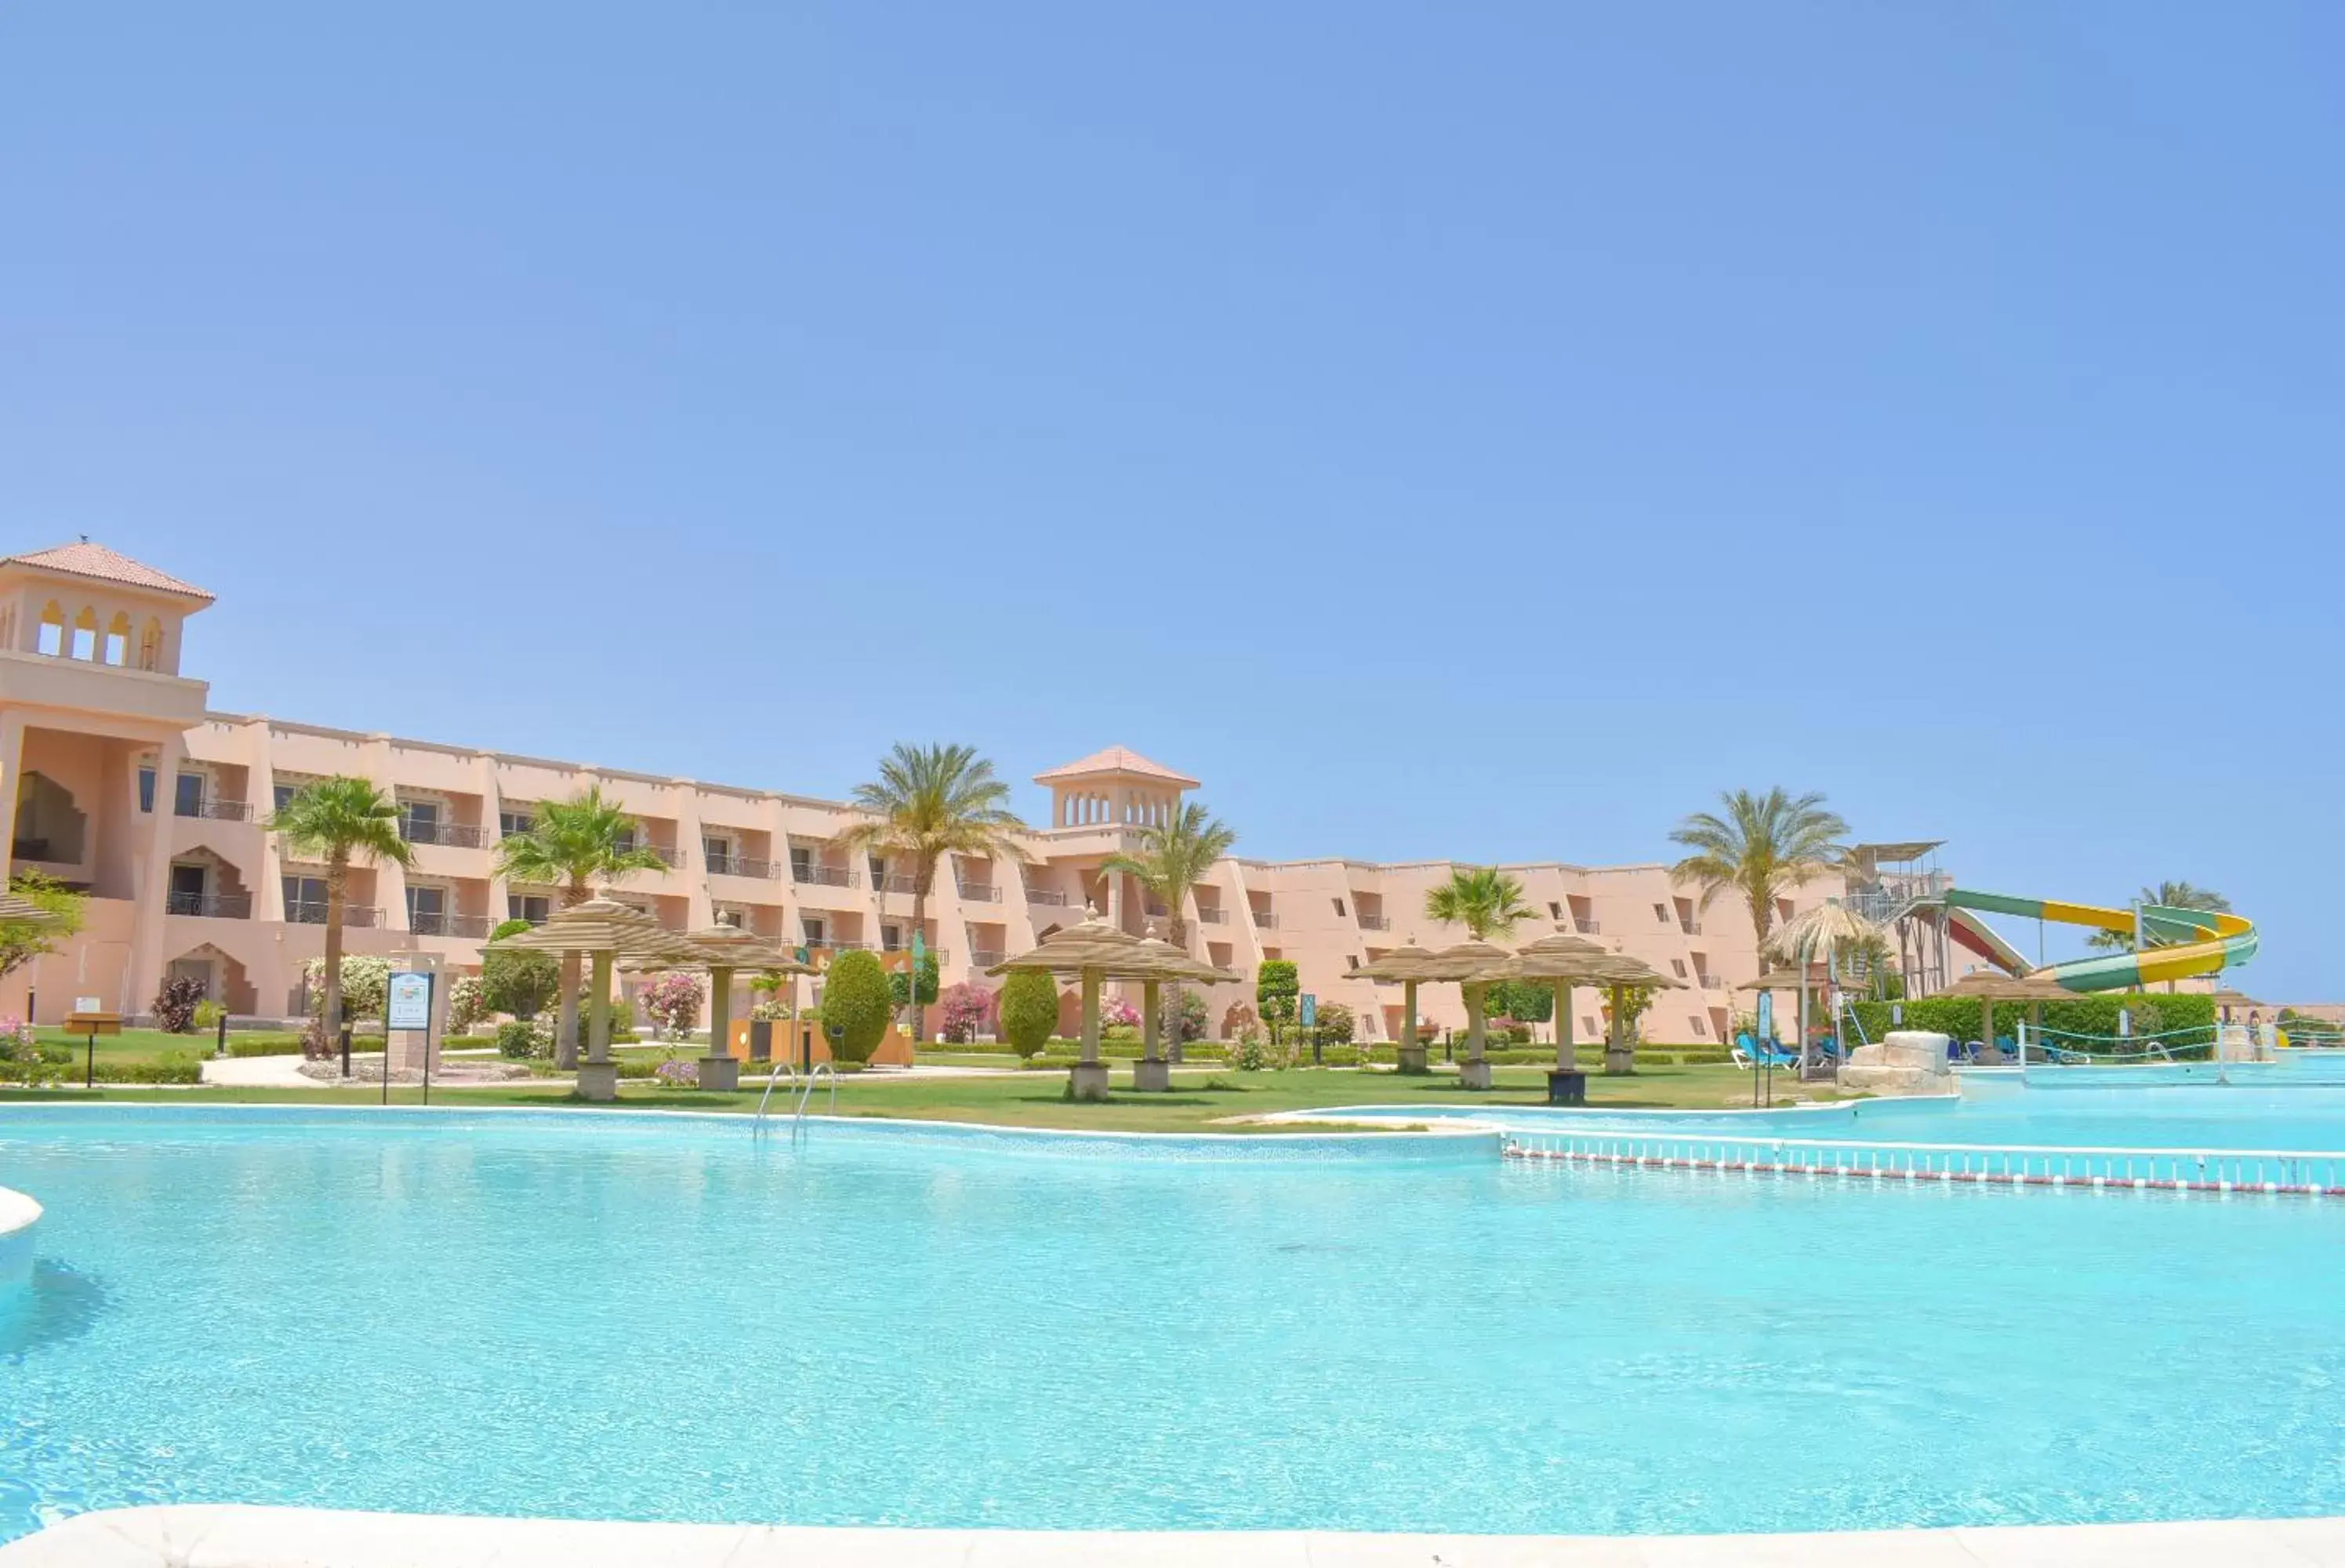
[226,1033,307,1058]
[1849,993,2218,1055]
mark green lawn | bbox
[0,1060,1842,1133]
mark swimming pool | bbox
[7,1103,2345,1541]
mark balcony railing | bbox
[410,911,495,939]
[286,902,383,928]
[956,880,1001,902]
[1696,973,1722,989]
[1574,917,1601,935]
[874,873,919,895]
[970,948,1007,969]
[792,863,861,888]
[167,891,252,919]
[1143,902,1170,920]
[399,820,488,848]
[176,798,255,822]
[804,937,866,952]
[1195,907,1226,924]
[1251,909,1278,928]
[1679,920,1702,936]
[1025,887,1069,906]
[1356,913,1391,931]
[706,855,778,880]
[881,944,949,964]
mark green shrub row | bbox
[1848,994,2218,1053]
[226,1033,306,1058]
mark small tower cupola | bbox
[1033,746,1199,829]
[0,540,212,675]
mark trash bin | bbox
[748,1019,772,1062]
[1545,1069,1586,1105]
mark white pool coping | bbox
[0,1183,37,1290]
[9,1505,2345,1566]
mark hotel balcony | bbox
[167,891,252,919]
[792,863,861,889]
[706,853,779,880]
[1025,887,1069,906]
[409,911,495,939]
[1251,909,1279,929]
[1679,920,1702,936]
[957,880,1001,902]
[1195,907,1226,924]
[399,820,488,849]
[287,902,383,928]
[1356,913,1390,931]
[875,873,919,896]
[176,797,254,822]
[1575,918,1601,935]
[970,947,1007,969]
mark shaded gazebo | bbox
[486,898,702,1100]
[626,926,814,1091]
[1125,927,1241,1091]
[1940,970,2072,1062]
[1583,953,1685,1076]
[1497,925,1617,1087]
[1417,938,1516,1091]
[1352,938,1445,1075]
[986,907,1163,1102]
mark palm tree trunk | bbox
[322,856,347,1054]
[554,876,587,1071]
[908,869,930,1048]
[1167,906,1188,1064]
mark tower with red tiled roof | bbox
[1034,746,1197,830]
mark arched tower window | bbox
[36,602,63,656]
[138,618,164,671]
[103,612,131,666]
[70,606,98,660]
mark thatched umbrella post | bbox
[1416,939,1515,1091]
[1353,938,1440,1075]
[1127,928,1239,1092]
[987,906,1179,1102]
[1497,926,1615,1100]
[1586,954,1681,1076]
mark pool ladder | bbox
[753,1060,835,1142]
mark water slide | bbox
[1941,889,2258,993]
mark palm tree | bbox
[266,777,416,1049]
[837,744,1028,1044]
[1668,789,1848,957]
[2085,881,2233,952]
[492,786,666,1069]
[1422,865,1534,942]
[1103,801,1238,1063]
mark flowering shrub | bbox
[301,955,390,1022]
[937,982,995,1044]
[1102,996,1141,1029]
[446,975,488,1033]
[152,975,207,1033]
[497,1018,554,1060]
[1221,1001,1258,1039]
[1175,989,1207,1044]
[0,1016,34,1058]
[637,972,706,1041]
[654,1057,699,1090]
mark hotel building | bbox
[2,542,1862,1043]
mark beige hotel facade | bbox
[4,540,1862,1044]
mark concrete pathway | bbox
[9,1506,2345,1566]
[199,1052,365,1088]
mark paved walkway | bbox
[200,1052,361,1088]
[10,1506,2345,1566]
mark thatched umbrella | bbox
[987,906,1161,1101]
[1941,969,2071,1060]
[1498,925,1616,1074]
[487,898,702,1098]
[1124,927,1241,1089]
[1583,953,1684,1076]
[1767,902,1883,1069]
[1416,938,1516,1089]
[628,927,815,1089]
[1352,937,1447,1074]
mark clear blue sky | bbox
[4,5,2340,990]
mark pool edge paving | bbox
[9,1505,2345,1566]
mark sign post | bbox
[909,931,927,1047]
[1755,991,1773,1107]
[1301,993,1319,1065]
[387,971,435,1106]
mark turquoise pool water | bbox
[1323,1078,2345,1152]
[6,1104,2345,1541]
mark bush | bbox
[1174,988,1207,1044]
[888,950,941,1008]
[1256,960,1298,1041]
[152,975,206,1033]
[192,999,227,1033]
[498,1018,552,1060]
[937,982,995,1044]
[441,1033,497,1051]
[482,920,560,1020]
[1222,1001,1258,1039]
[1847,993,2217,1054]
[303,954,390,1023]
[654,1058,698,1090]
[227,1034,307,1058]
[1310,1001,1355,1048]
[637,972,706,1042]
[1485,980,1552,1024]
[97,1051,202,1085]
[822,949,892,1065]
[446,975,488,1033]
[997,970,1059,1058]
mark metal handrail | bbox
[752,1057,803,1132]
[792,1061,837,1138]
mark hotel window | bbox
[1671,959,1687,978]
[1332,898,1346,918]
[790,845,814,880]
[703,835,734,873]
[801,916,827,946]
[285,875,329,924]
[139,767,157,813]
[614,828,637,855]
[1653,904,1668,924]
[174,772,205,816]
[406,884,446,935]
[499,808,534,838]
[400,799,439,841]
[508,893,551,925]
[1547,902,1562,920]
[880,924,902,951]
[274,783,299,814]
[1689,1015,1708,1038]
